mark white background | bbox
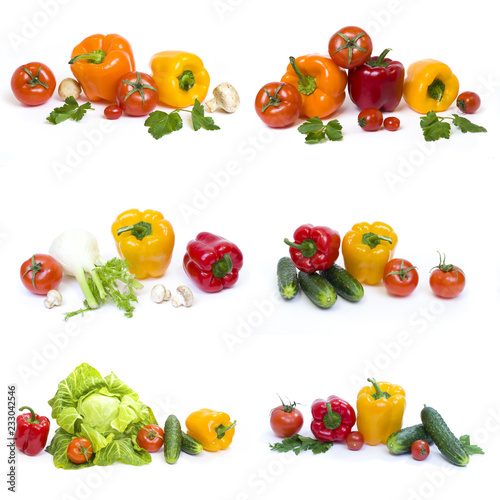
[1,0,499,498]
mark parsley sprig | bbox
[46,96,94,124]
[269,434,333,455]
[145,99,220,139]
[420,111,487,142]
[298,116,343,144]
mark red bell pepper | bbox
[284,224,340,273]
[183,232,243,293]
[310,396,356,442]
[14,406,50,456]
[348,49,405,112]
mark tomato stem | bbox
[122,72,158,106]
[22,255,42,290]
[22,66,49,89]
[262,84,285,112]
[333,31,367,65]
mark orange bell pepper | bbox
[69,34,135,102]
[281,54,347,119]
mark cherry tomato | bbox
[104,104,123,120]
[328,27,373,69]
[358,108,383,131]
[116,71,159,117]
[383,259,419,297]
[270,397,304,438]
[11,62,56,106]
[67,438,93,464]
[346,431,364,450]
[383,116,400,131]
[20,254,63,295]
[136,424,164,452]
[411,440,430,461]
[255,82,301,128]
[429,253,466,299]
[456,91,481,114]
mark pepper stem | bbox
[68,50,106,65]
[368,378,392,400]
[362,232,393,249]
[117,221,153,241]
[284,238,317,258]
[289,57,316,96]
[215,420,237,439]
[323,402,341,430]
[18,406,39,424]
[212,253,233,279]
[428,79,445,102]
[178,70,195,91]
[365,48,392,68]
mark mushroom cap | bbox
[173,285,194,307]
[211,82,240,112]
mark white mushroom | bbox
[58,78,82,101]
[44,290,63,309]
[171,286,194,308]
[206,83,240,113]
[151,284,171,303]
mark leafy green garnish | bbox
[269,434,333,455]
[46,96,93,124]
[298,116,343,144]
[145,99,220,139]
[459,435,485,455]
[65,258,143,320]
[420,111,487,141]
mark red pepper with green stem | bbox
[284,224,340,273]
[348,48,405,112]
[14,406,50,456]
[311,396,356,442]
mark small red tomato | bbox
[20,254,63,295]
[104,104,123,120]
[411,440,430,461]
[255,82,302,128]
[11,62,56,106]
[383,116,400,131]
[346,431,364,450]
[270,397,304,438]
[358,108,383,131]
[136,424,164,452]
[67,438,93,464]
[328,27,373,69]
[116,71,159,117]
[383,258,419,297]
[456,91,481,114]
[429,253,465,299]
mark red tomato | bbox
[328,27,373,69]
[358,108,383,131]
[116,71,159,116]
[456,91,481,114]
[104,104,123,120]
[270,397,304,438]
[11,62,56,106]
[346,431,364,450]
[429,253,465,299]
[255,82,301,128]
[384,116,400,131]
[20,254,63,295]
[67,438,93,464]
[383,259,419,297]
[411,440,430,461]
[137,424,164,452]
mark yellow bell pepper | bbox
[150,51,210,108]
[403,59,459,114]
[341,221,397,285]
[185,409,236,452]
[356,378,406,446]
[111,209,175,279]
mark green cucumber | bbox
[298,271,337,309]
[181,432,203,455]
[421,406,469,466]
[320,264,364,302]
[386,424,433,455]
[164,414,182,464]
[277,257,299,300]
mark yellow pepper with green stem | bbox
[185,409,236,452]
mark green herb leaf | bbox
[145,110,183,139]
[190,99,220,131]
[451,115,487,134]
[46,96,93,124]
[297,116,324,134]
[269,434,333,455]
[420,111,451,142]
[304,130,326,144]
[325,120,343,141]
[298,117,343,144]
[459,435,485,455]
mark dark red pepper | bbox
[284,224,340,273]
[348,48,405,112]
[14,406,50,456]
[183,232,243,293]
[310,396,356,442]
